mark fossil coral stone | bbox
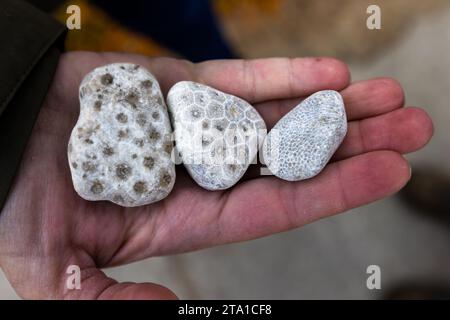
[263,90,347,181]
[68,63,175,207]
[167,81,266,190]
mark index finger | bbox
[192,57,351,103]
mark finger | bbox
[333,107,434,161]
[147,57,195,94]
[341,77,405,120]
[192,57,351,103]
[75,54,351,114]
[63,267,177,300]
[213,150,411,244]
[254,77,405,129]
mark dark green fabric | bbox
[0,0,66,212]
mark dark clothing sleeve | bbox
[0,0,66,212]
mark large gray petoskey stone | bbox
[68,63,175,207]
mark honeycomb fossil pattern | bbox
[263,90,347,181]
[68,63,175,207]
[167,81,266,190]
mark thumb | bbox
[64,267,178,300]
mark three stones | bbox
[68,63,348,207]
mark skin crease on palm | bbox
[0,51,433,299]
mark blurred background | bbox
[2,0,450,299]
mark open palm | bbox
[0,52,433,299]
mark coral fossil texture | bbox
[167,81,266,190]
[263,90,347,181]
[68,63,175,207]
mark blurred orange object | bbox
[215,0,282,16]
[53,0,172,56]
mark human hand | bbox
[0,52,433,299]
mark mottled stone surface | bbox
[167,81,266,190]
[263,90,347,181]
[68,63,175,207]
